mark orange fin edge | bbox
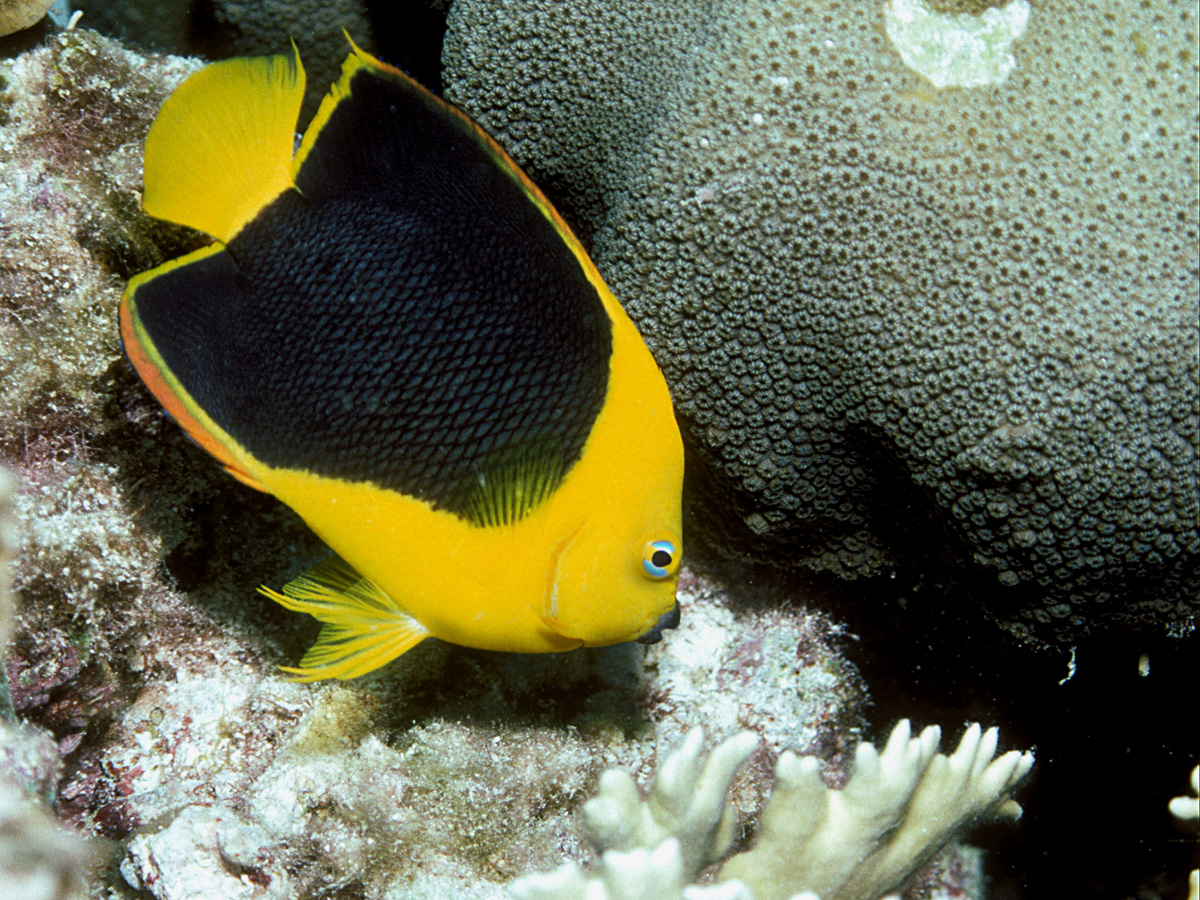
[119,249,267,493]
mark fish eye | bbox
[641,539,680,580]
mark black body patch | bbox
[132,65,612,521]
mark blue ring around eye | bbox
[642,539,678,579]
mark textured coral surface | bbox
[442,0,1200,642]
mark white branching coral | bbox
[720,721,1031,900]
[1171,765,1200,827]
[508,838,755,900]
[584,729,760,878]
[510,720,1033,900]
[1169,765,1199,900]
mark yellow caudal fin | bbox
[260,557,429,681]
[143,46,305,243]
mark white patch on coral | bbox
[884,0,1030,88]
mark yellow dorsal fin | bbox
[143,46,305,242]
[260,557,429,681]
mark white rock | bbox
[121,804,290,900]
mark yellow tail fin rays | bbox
[259,557,429,681]
[142,44,305,243]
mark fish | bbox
[118,41,685,681]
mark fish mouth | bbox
[635,602,681,645]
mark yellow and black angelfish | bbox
[119,42,684,681]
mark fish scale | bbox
[139,188,610,511]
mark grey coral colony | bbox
[442,0,1200,637]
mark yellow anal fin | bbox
[143,46,305,242]
[261,556,429,681]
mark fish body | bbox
[120,43,684,679]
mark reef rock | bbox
[1,583,91,900]
[442,0,1200,642]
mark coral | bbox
[643,569,865,760]
[0,27,320,805]
[884,0,1030,88]
[1171,765,1200,827]
[511,720,1032,900]
[511,840,754,900]
[1,28,199,468]
[0,467,14,662]
[1170,764,1199,900]
[717,721,1030,900]
[0,0,57,37]
[85,568,863,898]
[2,474,91,900]
[581,729,760,879]
[442,0,1200,641]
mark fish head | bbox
[536,298,687,648]
[540,516,683,647]
[537,419,684,648]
